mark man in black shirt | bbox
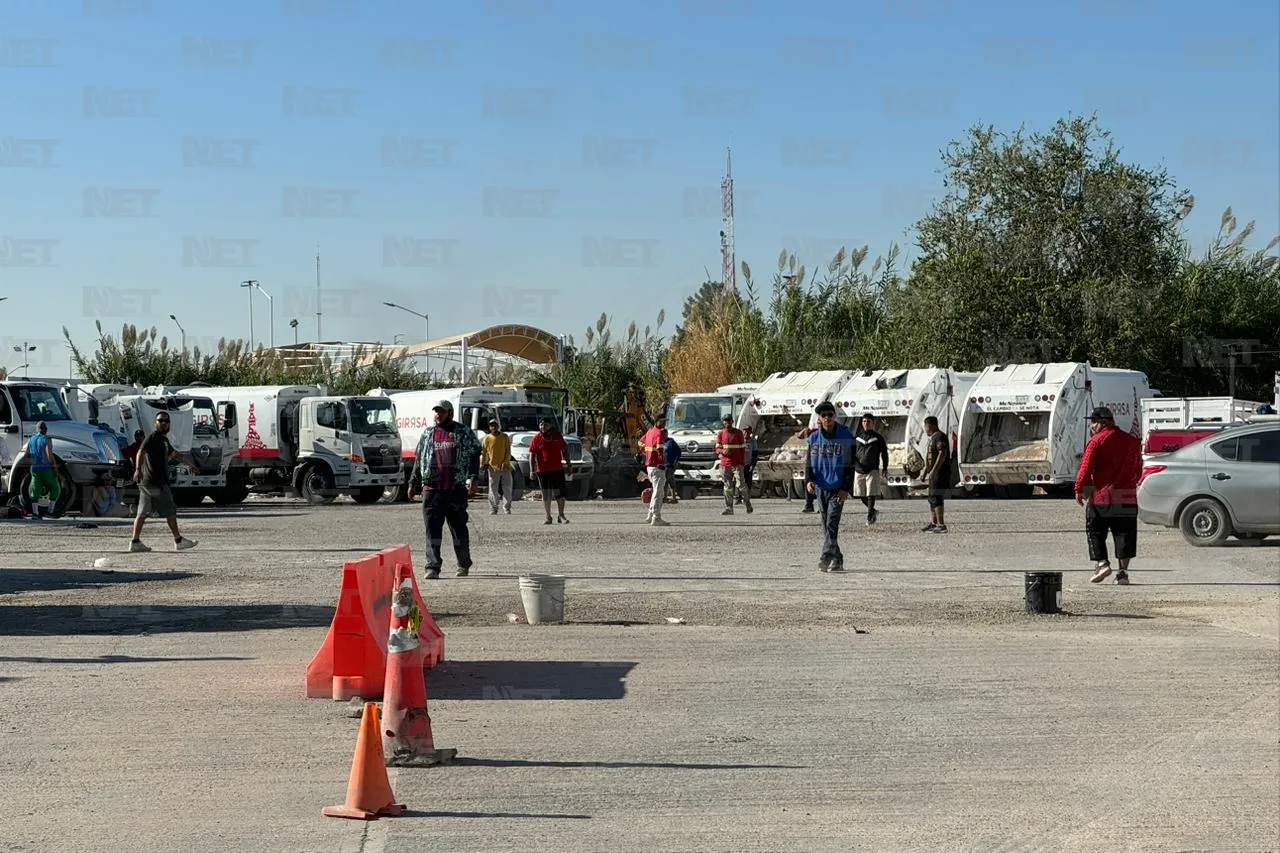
[921,416,950,534]
[852,413,890,526]
[129,412,197,553]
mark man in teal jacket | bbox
[804,401,855,572]
[408,400,481,578]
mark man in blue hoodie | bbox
[804,401,855,572]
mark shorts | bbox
[927,481,946,508]
[536,469,566,496]
[851,470,883,497]
[138,484,177,518]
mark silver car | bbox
[1137,421,1280,546]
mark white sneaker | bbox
[174,537,197,551]
[1089,562,1112,583]
[128,540,152,553]
[651,518,670,526]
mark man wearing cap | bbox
[409,399,481,578]
[715,414,753,515]
[805,401,855,572]
[1076,406,1143,585]
[25,421,60,519]
[851,413,890,526]
[638,416,670,526]
[529,416,572,525]
[480,419,514,515]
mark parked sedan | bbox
[1137,421,1280,546]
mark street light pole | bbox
[254,282,275,349]
[12,342,35,378]
[289,318,299,345]
[169,313,186,355]
[240,280,258,351]
[382,301,430,376]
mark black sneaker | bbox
[928,525,948,534]
[455,567,470,577]
[1114,570,1130,585]
[867,509,878,526]
[425,569,441,580]
[921,523,938,532]
[818,558,830,572]
[827,562,846,572]
[802,506,815,514]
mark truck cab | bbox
[0,381,130,515]
[662,384,759,497]
[294,395,404,504]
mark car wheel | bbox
[1179,498,1232,547]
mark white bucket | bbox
[518,574,566,625]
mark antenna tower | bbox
[314,245,322,340]
[720,147,735,293]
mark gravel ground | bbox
[1,493,1276,852]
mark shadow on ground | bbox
[429,660,638,700]
[400,809,591,820]
[0,654,252,664]
[451,757,807,770]
[0,569,198,595]
[0,604,334,636]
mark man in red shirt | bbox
[1075,406,1143,584]
[529,417,572,525]
[715,414,753,515]
[638,416,669,526]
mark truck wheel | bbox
[17,466,76,517]
[389,481,410,503]
[574,479,595,501]
[678,483,698,501]
[299,465,337,505]
[173,490,205,508]
[211,478,249,505]
[1179,497,1232,547]
[352,486,385,504]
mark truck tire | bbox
[298,464,337,505]
[16,465,76,517]
[389,481,410,503]
[1178,497,1232,547]
[210,475,249,505]
[570,478,595,501]
[173,490,206,508]
[352,486,385,504]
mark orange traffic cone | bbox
[382,563,457,767]
[322,702,407,820]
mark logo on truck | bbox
[242,403,268,451]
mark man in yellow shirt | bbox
[480,419,514,514]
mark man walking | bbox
[639,416,670,526]
[662,433,681,504]
[480,419,514,515]
[529,417,572,525]
[852,413,889,526]
[805,402,854,572]
[921,416,950,533]
[25,421,60,519]
[1076,406,1143,585]
[129,412,197,552]
[738,426,758,506]
[715,414,753,515]
[410,400,480,578]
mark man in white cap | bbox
[409,399,481,578]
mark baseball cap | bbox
[815,401,836,415]
[1087,406,1114,420]
[432,400,453,414]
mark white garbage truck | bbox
[830,367,979,493]
[0,380,130,515]
[176,385,403,505]
[661,382,760,498]
[738,370,857,498]
[957,362,1151,498]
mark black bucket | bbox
[1024,571,1063,614]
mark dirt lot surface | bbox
[1,494,1277,852]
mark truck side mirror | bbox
[218,402,238,431]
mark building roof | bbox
[356,324,564,367]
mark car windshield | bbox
[13,386,73,422]
[668,396,734,431]
[499,405,556,434]
[192,400,219,437]
[349,398,398,435]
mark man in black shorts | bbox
[921,416,949,533]
[129,412,198,552]
[529,417,572,525]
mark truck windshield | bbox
[192,401,219,437]
[668,396,734,431]
[499,405,557,434]
[12,386,73,422]
[349,398,398,435]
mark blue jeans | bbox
[817,489,845,567]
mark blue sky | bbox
[1,0,1277,376]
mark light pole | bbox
[169,313,186,355]
[13,342,35,378]
[239,280,256,350]
[253,282,275,349]
[382,301,429,375]
[289,318,299,345]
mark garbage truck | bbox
[957,362,1151,497]
[0,380,130,516]
[176,385,403,505]
[661,383,760,498]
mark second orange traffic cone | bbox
[322,702,406,820]
[383,563,457,767]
